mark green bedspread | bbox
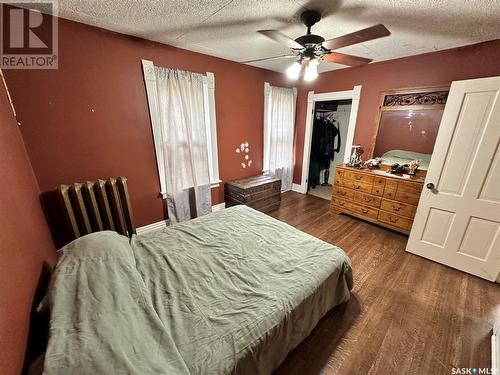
[44,206,353,374]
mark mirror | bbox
[370,87,449,171]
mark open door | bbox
[406,76,500,281]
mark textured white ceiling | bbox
[38,0,500,73]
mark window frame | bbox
[141,59,220,198]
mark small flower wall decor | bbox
[235,141,252,170]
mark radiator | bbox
[56,176,136,240]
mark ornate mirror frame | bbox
[368,85,450,161]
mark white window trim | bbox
[202,72,221,186]
[262,82,298,173]
[141,59,220,198]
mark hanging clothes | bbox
[308,112,341,188]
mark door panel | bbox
[407,76,500,281]
[420,208,455,247]
[438,91,496,196]
[457,217,499,260]
[478,142,500,203]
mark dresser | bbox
[225,175,281,213]
[330,165,425,234]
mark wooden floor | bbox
[271,192,499,375]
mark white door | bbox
[406,76,500,282]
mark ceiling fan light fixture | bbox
[304,58,319,81]
[286,61,301,80]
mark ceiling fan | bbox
[243,10,390,81]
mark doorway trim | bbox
[297,85,362,194]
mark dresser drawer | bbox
[344,170,374,185]
[343,180,372,193]
[354,192,382,208]
[332,197,351,210]
[378,211,411,230]
[373,177,386,189]
[395,190,420,205]
[397,181,423,195]
[351,203,379,220]
[333,186,355,201]
[380,199,414,218]
[372,184,384,196]
[333,169,344,187]
[335,168,345,180]
[383,187,397,199]
[383,179,398,199]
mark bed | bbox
[381,149,432,170]
[41,179,353,374]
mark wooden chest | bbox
[330,165,425,234]
[225,175,281,213]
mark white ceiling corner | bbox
[34,0,500,73]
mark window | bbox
[263,82,297,191]
[141,59,220,198]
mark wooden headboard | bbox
[56,176,136,240]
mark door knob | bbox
[426,183,435,190]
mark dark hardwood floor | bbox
[271,192,499,375]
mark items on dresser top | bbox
[225,174,281,213]
[331,165,425,234]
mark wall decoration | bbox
[236,141,252,170]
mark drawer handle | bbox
[364,197,372,202]
[355,176,362,180]
[340,191,346,196]
[389,217,399,223]
[386,192,392,196]
[339,201,345,206]
[392,206,401,211]
[362,209,369,214]
[354,185,361,190]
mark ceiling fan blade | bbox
[322,24,390,50]
[258,30,304,50]
[323,52,372,66]
[241,54,297,64]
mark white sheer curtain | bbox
[155,67,212,223]
[266,85,297,192]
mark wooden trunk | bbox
[330,165,425,234]
[225,175,281,213]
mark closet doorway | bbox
[307,99,352,200]
[298,86,362,198]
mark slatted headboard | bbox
[56,176,136,240]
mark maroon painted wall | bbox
[0,77,57,375]
[293,39,500,183]
[4,16,292,229]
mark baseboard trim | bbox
[292,183,307,194]
[137,202,226,235]
[136,220,169,235]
